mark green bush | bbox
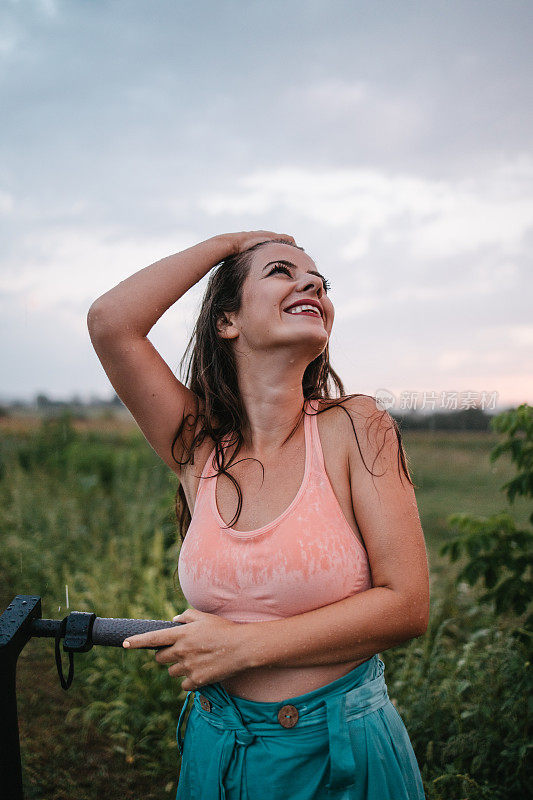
[440,403,533,644]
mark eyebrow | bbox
[261,259,328,283]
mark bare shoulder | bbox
[317,394,401,477]
[333,393,390,425]
[315,393,392,437]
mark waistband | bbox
[177,654,390,799]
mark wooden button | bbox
[199,694,211,712]
[277,704,299,728]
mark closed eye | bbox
[267,263,331,293]
[268,264,292,278]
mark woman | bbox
[87,231,429,799]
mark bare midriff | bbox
[219,654,369,702]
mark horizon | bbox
[0,390,521,417]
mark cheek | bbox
[240,298,274,333]
[242,285,280,324]
[324,300,334,330]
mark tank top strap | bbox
[305,397,327,472]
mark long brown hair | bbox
[170,239,414,554]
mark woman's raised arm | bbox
[86,231,294,476]
[86,235,235,475]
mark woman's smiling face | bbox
[219,242,334,358]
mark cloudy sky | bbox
[1,0,532,412]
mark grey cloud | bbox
[1,0,532,404]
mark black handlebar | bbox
[1,596,186,695]
[31,615,183,649]
[0,595,188,800]
[93,617,184,646]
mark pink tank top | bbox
[178,398,373,623]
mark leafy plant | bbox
[439,404,533,644]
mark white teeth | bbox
[286,304,320,316]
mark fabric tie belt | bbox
[177,656,391,800]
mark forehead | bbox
[249,242,317,274]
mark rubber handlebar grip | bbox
[91,618,184,648]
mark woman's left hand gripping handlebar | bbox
[122,607,253,691]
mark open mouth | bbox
[284,304,322,319]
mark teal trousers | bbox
[176,654,426,799]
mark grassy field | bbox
[0,414,530,799]
[405,429,531,550]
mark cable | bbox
[54,615,75,690]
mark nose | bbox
[297,274,323,297]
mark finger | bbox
[155,646,180,664]
[172,607,199,623]
[123,626,180,649]
[168,663,186,677]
